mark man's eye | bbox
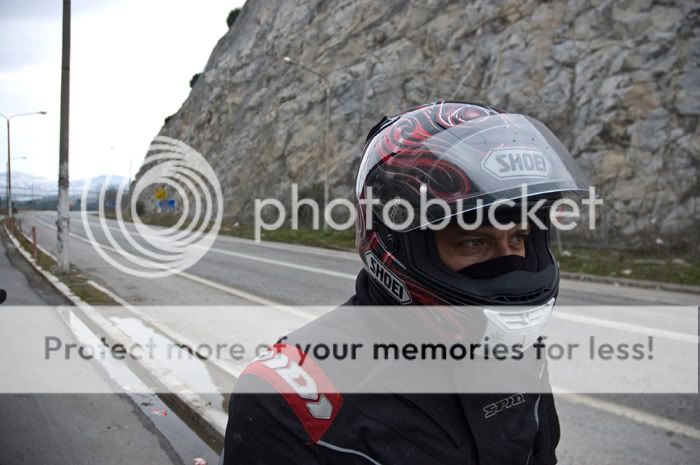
[459,239,484,249]
[511,234,528,246]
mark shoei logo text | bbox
[483,393,526,419]
[483,148,551,180]
[365,252,412,304]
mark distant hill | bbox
[0,171,129,201]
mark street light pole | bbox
[0,112,47,218]
[5,117,9,217]
[283,56,331,232]
[57,0,71,272]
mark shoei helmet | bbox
[355,101,590,314]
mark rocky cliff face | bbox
[143,0,699,250]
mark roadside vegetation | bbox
[1,218,118,305]
[555,245,700,286]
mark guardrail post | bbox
[31,226,37,261]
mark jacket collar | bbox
[351,270,471,448]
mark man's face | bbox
[434,223,531,271]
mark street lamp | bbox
[0,111,47,218]
[283,56,331,231]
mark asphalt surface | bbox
[13,210,700,464]
[0,228,217,465]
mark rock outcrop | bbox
[141,0,699,251]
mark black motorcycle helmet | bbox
[355,101,590,313]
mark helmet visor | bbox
[357,113,591,231]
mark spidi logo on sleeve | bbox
[482,148,551,180]
[365,252,412,304]
[482,393,526,419]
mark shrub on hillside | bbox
[226,8,240,28]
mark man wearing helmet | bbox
[222,101,591,464]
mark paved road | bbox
[0,229,218,465]
[15,210,700,464]
[21,211,700,307]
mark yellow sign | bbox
[154,187,167,200]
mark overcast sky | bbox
[0,0,245,182]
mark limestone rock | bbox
[138,0,700,251]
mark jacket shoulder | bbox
[236,343,344,443]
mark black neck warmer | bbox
[458,254,529,279]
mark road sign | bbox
[154,187,167,201]
[156,199,177,211]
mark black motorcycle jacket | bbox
[223,271,560,465]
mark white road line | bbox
[26,214,699,342]
[78,211,359,262]
[76,214,358,280]
[36,212,700,304]
[87,279,245,378]
[4,223,229,435]
[558,279,699,306]
[196,247,356,280]
[83,270,700,443]
[21,214,700,441]
[95,266,700,442]
[30,215,318,321]
[556,390,700,441]
[553,312,699,344]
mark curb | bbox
[4,224,88,306]
[3,224,229,443]
[560,271,700,296]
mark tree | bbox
[103,187,118,211]
[190,73,201,88]
[226,8,240,28]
